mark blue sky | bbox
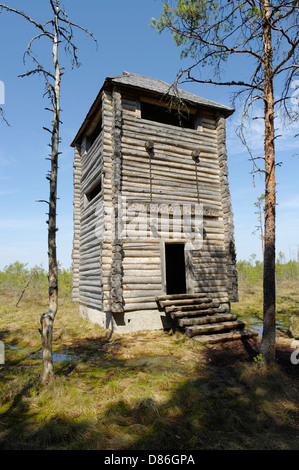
[0,0,298,270]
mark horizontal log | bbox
[195,246,225,253]
[160,297,213,308]
[193,280,227,287]
[122,161,220,184]
[123,269,161,277]
[124,292,161,300]
[123,252,160,258]
[79,262,101,272]
[123,117,217,145]
[170,306,227,319]
[123,277,161,284]
[192,258,226,265]
[80,285,103,294]
[123,257,161,264]
[166,301,219,313]
[194,275,227,281]
[122,142,220,173]
[194,267,227,274]
[124,283,163,292]
[178,313,237,327]
[80,299,104,311]
[124,302,157,312]
[185,320,245,338]
[121,178,221,202]
[156,293,207,302]
[192,329,259,344]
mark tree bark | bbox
[260,0,276,364]
[40,1,60,383]
[0,0,95,383]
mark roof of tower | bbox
[109,72,234,115]
[71,71,234,146]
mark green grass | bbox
[0,281,298,450]
[231,279,299,337]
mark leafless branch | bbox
[0,4,53,38]
[0,106,9,126]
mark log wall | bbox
[72,85,238,331]
[119,90,235,311]
[72,144,81,302]
[78,126,104,311]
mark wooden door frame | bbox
[160,239,194,296]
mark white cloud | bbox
[227,103,299,157]
[279,195,299,210]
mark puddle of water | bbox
[6,344,24,350]
[248,319,263,336]
[53,353,74,363]
[248,317,289,336]
[5,344,76,364]
[31,352,75,363]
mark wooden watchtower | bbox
[71,72,249,342]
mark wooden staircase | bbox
[156,293,258,344]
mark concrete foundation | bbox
[79,304,171,334]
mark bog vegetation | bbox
[237,251,299,284]
[1,251,298,299]
[0,262,72,303]
[0,256,298,450]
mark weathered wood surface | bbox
[170,307,227,319]
[159,297,213,308]
[216,114,238,302]
[155,293,207,304]
[72,144,82,302]
[157,293,251,343]
[165,300,218,312]
[185,320,245,338]
[178,313,237,327]
[193,329,258,344]
[72,82,238,327]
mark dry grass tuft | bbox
[0,282,298,450]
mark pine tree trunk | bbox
[260,0,276,364]
[40,2,60,383]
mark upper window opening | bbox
[140,101,195,129]
[89,118,102,148]
[86,179,102,203]
[82,118,103,154]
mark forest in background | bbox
[237,251,299,283]
[0,255,298,450]
[0,261,72,302]
[0,251,298,300]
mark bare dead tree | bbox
[253,193,265,258]
[0,107,9,125]
[153,0,299,364]
[0,1,96,383]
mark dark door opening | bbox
[165,243,187,295]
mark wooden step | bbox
[170,307,227,319]
[166,301,220,313]
[185,320,245,338]
[192,329,259,344]
[156,293,207,303]
[160,297,213,308]
[178,313,237,327]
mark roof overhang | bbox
[71,72,234,147]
